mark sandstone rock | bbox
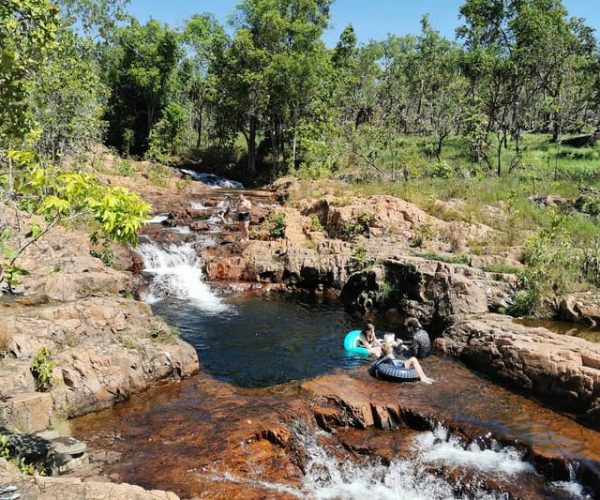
[341,257,517,326]
[0,458,180,500]
[558,292,600,327]
[438,313,600,427]
[0,297,199,427]
[0,393,53,433]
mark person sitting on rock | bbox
[374,341,434,384]
[357,323,383,356]
[405,318,431,359]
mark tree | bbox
[181,14,228,151]
[105,19,181,155]
[29,27,107,161]
[218,0,334,174]
[0,0,60,141]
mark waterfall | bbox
[136,240,228,313]
[296,424,590,500]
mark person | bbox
[218,199,231,224]
[405,318,431,359]
[357,323,383,356]
[374,341,434,384]
[236,194,252,241]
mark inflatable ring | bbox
[372,359,419,382]
[343,330,370,356]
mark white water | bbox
[146,213,169,224]
[136,240,228,313]
[181,169,244,189]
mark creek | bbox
[70,190,598,499]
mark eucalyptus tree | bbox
[181,14,228,150]
[104,19,181,154]
[228,0,334,173]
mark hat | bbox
[407,318,421,330]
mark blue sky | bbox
[128,0,599,46]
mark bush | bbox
[30,347,55,392]
[147,103,188,163]
[269,213,287,239]
[340,214,374,241]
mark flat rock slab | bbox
[438,313,600,427]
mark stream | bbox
[70,187,598,499]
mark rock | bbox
[0,458,180,500]
[0,297,198,426]
[575,188,600,216]
[341,258,517,328]
[528,195,571,209]
[0,393,53,433]
[558,292,600,326]
[438,313,600,428]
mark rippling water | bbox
[152,294,369,387]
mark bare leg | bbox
[242,221,250,241]
[405,357,434,384]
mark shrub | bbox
[30,347,55,392]
[146,103,188,163]
[340,213,374,241]
[482,262,521,274]
[269,213,287,239]
[309,214,324,232]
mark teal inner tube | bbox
[344,330,370,356]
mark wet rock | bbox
[438,313,600,428]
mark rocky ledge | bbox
[0,458,179,500]
[0,204,199,434]
[436,313,600,428]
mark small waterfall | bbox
[146,213,169,224]
[295,424,590,500]
[136,240,228,313]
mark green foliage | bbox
[30,346,55,392]
[482,262,521,275]
[116,159,135,177]
[340,214,374,241]
[105,19,181,155]
[268,213,287,239]
[0,0,60,139]
[147,103,188,162]
[29,26,107,160]
[412,252,471,265]
[309,214,324,232]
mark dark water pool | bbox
[151,294,372,388]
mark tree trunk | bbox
[247,116,257,178]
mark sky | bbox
[127,0,600,46]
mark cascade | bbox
[135,239,228,314]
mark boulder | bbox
[341,257,517,328]
[438,313,600,427]
[558,292,600,327]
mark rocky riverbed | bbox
[1,161,599,499]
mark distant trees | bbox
[1,0,599,180]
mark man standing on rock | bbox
[406,318,431,359]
